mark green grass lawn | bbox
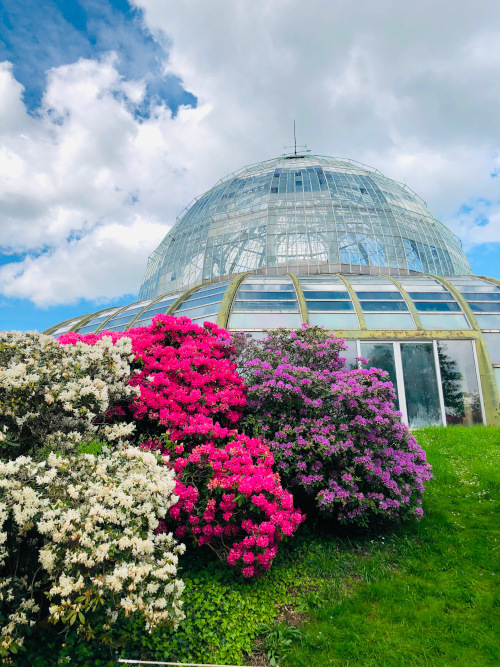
[21,426,500,666]
[280,425,500,667]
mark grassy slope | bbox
[282,426,500,667]
[21,426,499,666]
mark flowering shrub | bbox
[237,326,432,525]
[0,447,185,656]
[0,330,138,458]
[61,315,246,446]
[147,433,303,578]
[61,317,302,576]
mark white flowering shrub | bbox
[0,447,185,656]
[0,331,139,458]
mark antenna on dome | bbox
[282,120,311,156]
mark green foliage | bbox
[283,425,500,666]
[78,439,106,455]
[111,543,318,665]
[15,425,500,666]
[258,623,302,666]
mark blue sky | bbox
[0,0,499,332]
[0,0,195,115]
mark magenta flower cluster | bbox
[151,433,302,578]
[60,315,303,576]
[238,325,432,525]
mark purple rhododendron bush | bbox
[60,316,303,577]
[235,325,432,526]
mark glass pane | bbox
[301,290,349,299]
[420,313,470,329]
[73,324,100,334]
[494,368,500,395]
[401,343,442,427]
[106,308,146,325]
[472,314,500,329]
[308,313,359,329]
[239,283,295,292]
[176,292,226,309]
[80,308,122,327]
[53,318,86,334]
[232,301,298,312]
[360,301,408,312]
[352,284,396,292]
[400,283,445,292]
[469,302,500,313]
[228,312,302,329]
[131,317,154,328]
[307,301,355,311]
[364,313,415,329]
[437,340,482,425]
[237,291,298,300]
[455,284,500,293]
[175,303,220,318]
[119,300,151,313]
[195,280,231,292]
[140,304,177,319]
[101,317,136,329]
[461,292,500,301]
[190,314,218,325]
[407,292,453,301]
[414,302,461,312]
[339,340,358,369]
[360,342,399,409]
[355,292,403,300]
[483,333,500,364]
[299,276,344,284]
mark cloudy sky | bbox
[1,0,499,331]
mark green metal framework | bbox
[44,272,500,425]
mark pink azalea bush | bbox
[61,315,246,445]
[60,316,303,576]
[147,433,303,578]
[235,325,432,526]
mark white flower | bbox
[0,446,184,652]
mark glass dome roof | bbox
[139,154,472,300]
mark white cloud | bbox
[1,0,500,307]
[0,55,217,305]
[0,217,166,306]
[133,0,500,240]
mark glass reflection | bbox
[483,333,500,364]
[401,343,442,428]
[360,342,399,410]
[437,340,482,425]
[419,313,470,330]
[229,312,302,329]
[339,340,358,369]
[308,313,359,329]
[364,313,415,329]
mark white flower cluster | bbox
[0,447,185,655]
[0,331,139,456]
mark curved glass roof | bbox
[139,154,472,300]
[47,273,494,337]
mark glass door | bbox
[359,342,400,411]
[400,342,443,428]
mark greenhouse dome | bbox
[45,153,500,429]
[138,154,472,299]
